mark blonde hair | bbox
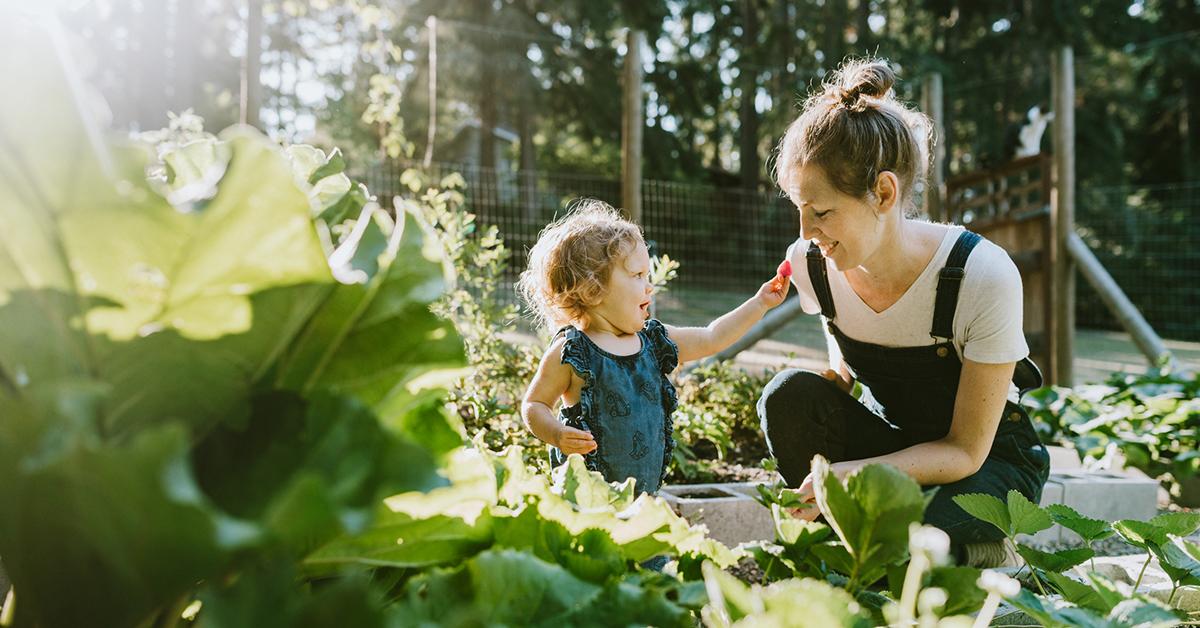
[775,58,932,210]
[518,200,644,332]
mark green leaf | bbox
[560,453,636,511]
[308,147,347,184]
[1016,543,1095,572]
[197,561,388,628]
[394,549,688,626]
[1007,489,1054,535]
[191,391,443,554]
[304,512,493,572]
[1114,519,1169,550]
[926,566,987,616]
[952,493,1011,536]
[1046,503,1114,542]
[811,457,926,586]
[1150,512,1200,538]
[700,561,871,627]
[1154,535,1200,587]
[1106,598,1182,627]
[1045,571,1112,613]
[0,426,255,628]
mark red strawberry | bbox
[777,259,792,278]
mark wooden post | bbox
[921,73,945,222]
[423,15,437,168]
[240,0,262,129]
[1051,46,1075,386]
[622,29,645,225]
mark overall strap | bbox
[806,241,837,319]
[930,230,982,340]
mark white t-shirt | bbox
[786,224,1029,398]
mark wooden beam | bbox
[1051,46,1075,386]
[1067,233,1176,370]
[696,297,805,368]
[622,29,645,224]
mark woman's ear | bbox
[873,171,900,214]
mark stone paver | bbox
[660,482,775,547]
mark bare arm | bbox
[665,274,789,364]
[789,359,1015,517]
[520,338,596,455]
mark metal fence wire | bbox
[365,162,1200,342]
[366,161,801,298]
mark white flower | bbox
[909,524,951,564]
[977,570,1020,598]
[918,587,948,615]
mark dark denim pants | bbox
[757,369,1050,546]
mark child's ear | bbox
[873,171,900,214]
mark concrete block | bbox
[660,482,775,547]
[1020,470,1158,546]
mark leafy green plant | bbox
[1025,367,1200,499]
[0,19,463,626]
[670,359,773,483]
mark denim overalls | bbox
[757,231,1050,546]
[550,319,678,495]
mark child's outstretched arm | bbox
[665,266,790,363]
[521,338,597,455]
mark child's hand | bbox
[555,424,597,455]
[756,261,791,310]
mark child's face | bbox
[790,164,889,271]
[588,240,653,335]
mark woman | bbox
[759,58,1049,567]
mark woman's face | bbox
[789,163,889,271]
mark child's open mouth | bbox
[639,301,650,316]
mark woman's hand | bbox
[820,368,854,394]
[554,424,597,455]
[786,475,822,521]
[785,461,857,521]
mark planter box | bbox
[1020,469,1158,546]
[660,482,775,547]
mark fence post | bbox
[240,0,262,129]
[921,72,945,222]
[1051,46,1075,386]
[622,29,644,224]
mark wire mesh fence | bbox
[1076,182,1200,341]
[365,161,1200,343]
[365,161,801,303]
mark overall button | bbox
[936,346,949,358]
[1008,411,1022,422]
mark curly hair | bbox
[518,200,644,333]
[774,58,932,211]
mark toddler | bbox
[518,200,789,495]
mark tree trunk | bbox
[477,2,497,170]
[823,0,847,68]
[855,0,872,55]
[739,0,761,190]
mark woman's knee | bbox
[757,369,840,433]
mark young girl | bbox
[519,200,788,495]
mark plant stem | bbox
[1168,583,1179,607]
[899,555,928,626]
[1134,554,1153,592]
[972,593,1001,628]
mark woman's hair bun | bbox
[832,60,895,110]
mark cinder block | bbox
[660,482,775,547]
[1019,470,1158,546]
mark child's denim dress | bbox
[549,319,678,495]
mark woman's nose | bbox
[799,217,818,242]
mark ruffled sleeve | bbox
[642,319,679,484]
[641,319,679,375]
[551,326,607,476]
